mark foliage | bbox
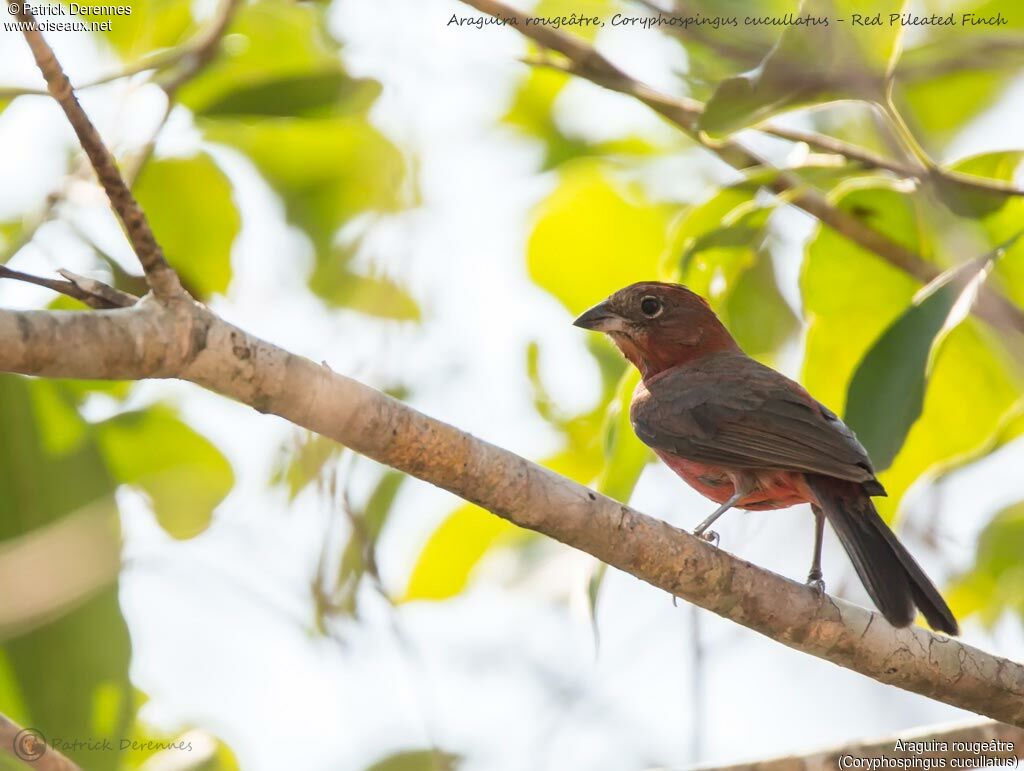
[2,0,1024,765]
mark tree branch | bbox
[693,719,1024,771]
[1,300,1023,726]
[0,265,136,309]
[471,0,1024,337]
[0,711,82,770]
[16,9,183,299]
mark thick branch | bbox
[0,711,82,771]
[17,9,183,299]
[2,301,1023,726]
[696,719,1024,771]
[470,0,1024,336]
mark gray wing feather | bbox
[631,355,883,491]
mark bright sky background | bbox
[2,1,1024,769]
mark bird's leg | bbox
[806,505,826,593]
[693,479,751,544]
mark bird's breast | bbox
[653,450,812,511]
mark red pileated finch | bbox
[574,281,957,635]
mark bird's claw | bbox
[806,572,825,595]
[699,529,720,547]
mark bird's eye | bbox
[640,296,662,318]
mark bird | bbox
[573,280,958,635]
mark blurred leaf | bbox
[594,370,649,503]
[310,264,420,319]
[931,151,1022,218]
[273,433,340,500]
[0,376,131,771]
[96,407,233,539]
[724,249,800,358]
[948,152,1024,309]
[402,448,600,602]
[528,162,675,316]
[364,749,461,771]
[195,71,381,119]
[896,0,1024,141]
[332,471,405,615]
[587,369,651,636]
[504,68,586,170]
[134,153,240,299]
[668,184,797,358]
[503,68,657,170]
[699,0,905,136]
[27,380,88,456]
[845,239,1015,471]
[403,503,522,602]
[204,116,406,289]
[676,195,772,302]
[82,0,194,60]
[190,0,412,311]
[178,0,347,117]
[802,183,1024,519]
[948,502,1024,626]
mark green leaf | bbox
[273,433,340,500]
[895,0,1024,141]
[527,162,676,316]
[948,152,1024,309]
[931,151,1023,218]
[82,0,195,60]
[310,265,421,320]
[845,236,1017,471]
[205,116,406,278]
[334,471,405,614]
[191,1,411,312]
[594,370,650,503]
[195,71,382,119]
[586,369,651,637]
[133,153,240,299]
[948,502,1024,626]
[699,0,906,136]
[95,407,233,539]
[402,504,521,602]
[364,749,461,771]
[723,249,799,359]
[503,67,657,170]
[401,449,598,603]
[178,0,345,117]
[668,184,797,359]
[0,376,131,771]
[802,183,1024,520]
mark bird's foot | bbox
[805,570,825,595]
[697,529,720,547]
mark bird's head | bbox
[573,281,739,378]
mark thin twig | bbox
[157,0,242,97]
[0,0,242,101]
[469,0,1024,336]
[18,8,183,298]
[2,0,242,266]
[522,44,1024,197]
[0,265,136,309]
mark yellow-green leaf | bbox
[134,153,240,299]
[95,408,233,539]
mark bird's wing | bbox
[631,354,882,489]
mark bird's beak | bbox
[573,301,624,333]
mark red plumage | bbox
[574,281,957,635]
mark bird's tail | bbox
[805,475,958,635]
